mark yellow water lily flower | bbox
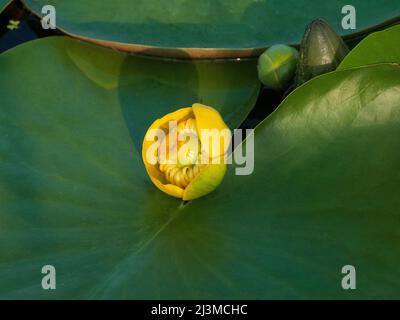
[142,103,231,200]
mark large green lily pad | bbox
[1,36,400,299]
[24,0,400,58]
[339,24,400,70]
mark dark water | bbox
[1,0,398,130]
[0,0,61,53]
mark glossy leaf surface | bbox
[1,37,399,299]
[339,24,400,69]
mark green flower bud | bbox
[257,44,299,91]
[295,19,349,86]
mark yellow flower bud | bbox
[142,103,231,200]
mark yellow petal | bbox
[192,103,228,132]
[192,103,231,160]
[150,176,184,198]
[142,107,193,199]
[183,163,227,200]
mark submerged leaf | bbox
[23,0,400,58]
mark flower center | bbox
[158,118,204,188]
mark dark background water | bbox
[0,0,61,53]
[0,0,398,130]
